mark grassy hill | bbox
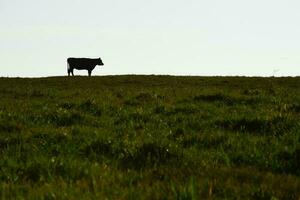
[0,75,299,199]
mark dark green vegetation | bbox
[0,76,299,199]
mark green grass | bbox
[0,75,299,199]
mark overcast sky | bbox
[0,0,299,77]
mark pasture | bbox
[0,75,299,199]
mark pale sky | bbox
[0,0,300,77]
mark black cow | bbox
[67,57,104,76]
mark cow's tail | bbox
[67,61,70,76]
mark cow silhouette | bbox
[67,57,104,76]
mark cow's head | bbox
[97,58,104,66]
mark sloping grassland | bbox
[0,76,299,199]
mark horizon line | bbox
[0,74,299,79]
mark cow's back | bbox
[67,58,97,69]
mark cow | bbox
[67,57,104,76]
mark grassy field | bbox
[0,75,299,199]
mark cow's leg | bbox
[67,63,70,76]
[88,70,92,77]
[71,68,74,76]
